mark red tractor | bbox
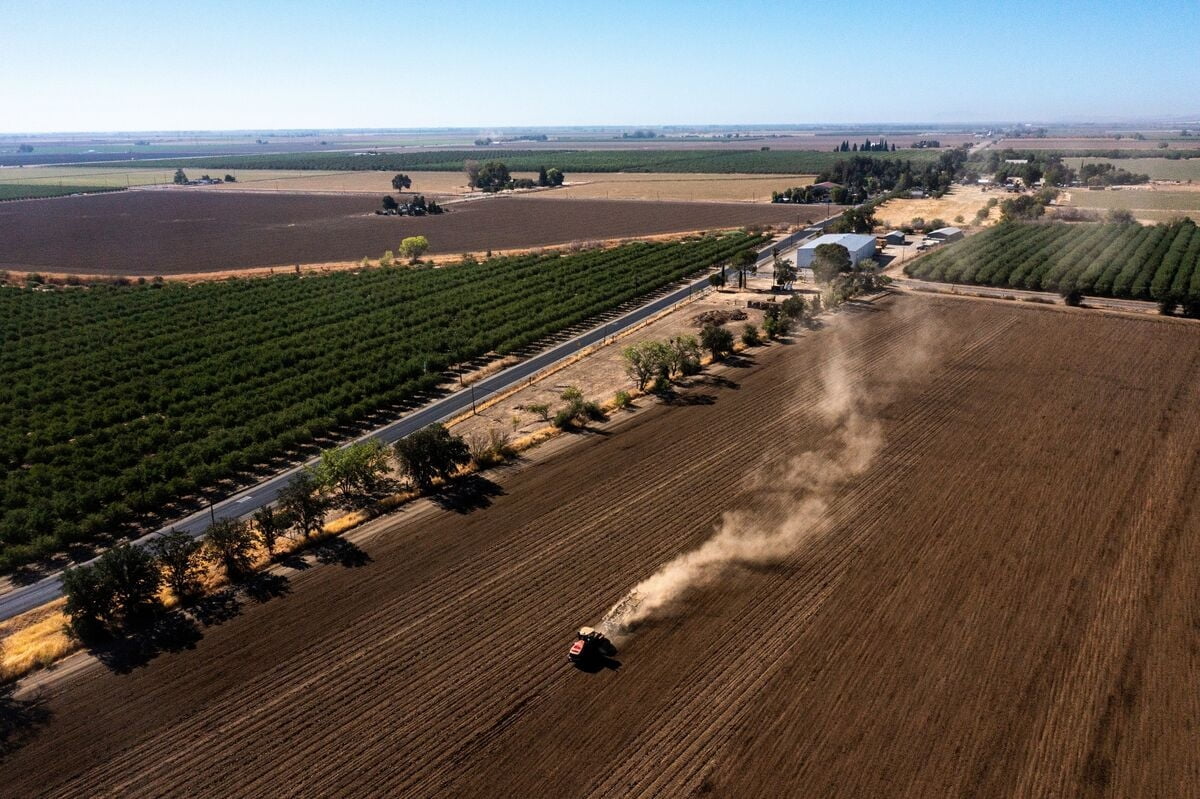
[568,627,614,664]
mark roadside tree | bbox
[203,518,256,580]
[279,471,328,539]
[394,424,471,490]
[149,529,204,600]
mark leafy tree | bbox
[700,324,734,360]
[741,323,761,347]
[668,335,701,376]
[394,424,470,489]
[708,271,726,288]
[203,518,256,580]
[464,159,481,188]
[279,471,328,538]
[149,529,204,600]
[253,505,285,556]
[1107,208,1136,224]
[172,169,188,185]
[381,195,399,212]
[224,174,237,183]
[762,313,780,340]
[1000,195,1045,221]
[537,166,549,187]
[622,341,665,390]
[828,206,878,234]
[473,161,512,192]
[391,173,412,191]
[61,562,114,640]
[811,243,852,284]
[546,168,564,186]
[399,235,430,263]
[772,257,797,289]
[315,439,391,496]
[62,543,163,640]
[780,294,807,321]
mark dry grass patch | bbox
[873,185,997,228]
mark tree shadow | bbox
[189,588,242,627]
[0,682,51,758]
[693,374,740,390]
[89,611,203,675]
[431,474,505,514]
[242,572,292,602]
[313,539,372,569]
[663,392,717,407]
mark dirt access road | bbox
[4,294,1200,797]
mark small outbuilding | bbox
[882,230,905,245]
[796,233,877,268]
[928,226,963,242]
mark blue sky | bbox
[3,0,1198,133]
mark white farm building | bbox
[795,233,877,268]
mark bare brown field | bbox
[196,170,816,202]
[3,295,1199,797]
[0,192,827,275]
[553,172,812,202]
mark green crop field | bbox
[0,184,126,201]
[0,234,762,570]
[904,220,1200,305]
[85,148,938,175]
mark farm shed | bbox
[882,230,905,245]
[928,226,963,242]
[796,233,877,268]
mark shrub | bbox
[741,323,761,347]
[650,374,672,395]
[613,390,632,409]
[526,402,552,422]
[762,313,780,340]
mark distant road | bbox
[0,268,724,621]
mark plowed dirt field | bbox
[0,192,827,275]
[3,294,1199,798]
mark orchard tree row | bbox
[0,233,764,570]
[905,219,1200,313]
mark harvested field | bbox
[873,184,997,228]
[1063,157,1200,182]
[0,192,826,275]
[1062,186,1200,223]
[4,295,1200,797]
[552,172,812,202]
[996,136,1194,151]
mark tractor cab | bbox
[568,626,613,664]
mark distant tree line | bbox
[774,148,970,206]
[464,160,564,192]
[834,139,896,152]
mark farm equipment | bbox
[568,627,614,664]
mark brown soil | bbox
[3,295,1199,798]
[0,192,830,276]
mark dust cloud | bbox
[599,318,902,640]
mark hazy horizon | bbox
[5,0,1199,134]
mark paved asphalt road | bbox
[0,270,725,621]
